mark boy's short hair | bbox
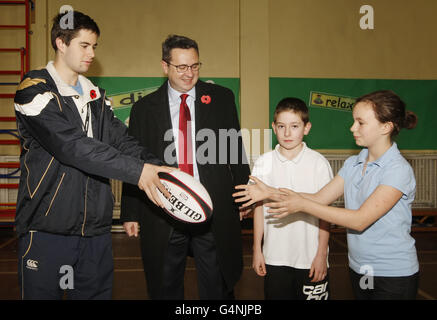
[162,35,199,62]
[51,11,100,51]
[273,97,309,124]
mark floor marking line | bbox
[0,237,16,249]
[418,288,436,300]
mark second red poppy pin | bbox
[201,95,211,104]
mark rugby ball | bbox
[157,170,213,223]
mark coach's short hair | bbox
[51,11,100,51]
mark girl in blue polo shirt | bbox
[234,90,419,299]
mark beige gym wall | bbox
[0,0,242,155]
[1,0,437,156]
[45,0,240,77]
[270,0,437,79]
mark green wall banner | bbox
[270,78,437,150]
[89,77,240,125]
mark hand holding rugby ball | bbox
[156,170,213,223]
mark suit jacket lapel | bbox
[153,81,173,131]
[194,81,210,134]
[152,81,176,159]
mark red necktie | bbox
[178,94,193,175]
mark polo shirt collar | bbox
[374,142,400,167]
[274,142,307,163]
[353,142,400,168]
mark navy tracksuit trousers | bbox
[18,231,113,300]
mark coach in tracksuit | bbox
[14,11,171,299]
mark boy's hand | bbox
[233,176,274,208]
[309,253,328,282]
[252,250,267,277]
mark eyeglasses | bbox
[165,61,202,73]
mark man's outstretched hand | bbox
[138,164,173,208]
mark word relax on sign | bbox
[310,92,356,112]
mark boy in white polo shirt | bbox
[249,98,333,300]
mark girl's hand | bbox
[265,188,305,218]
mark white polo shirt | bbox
[252,142,333,269]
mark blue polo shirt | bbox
[338,143,419,277]
[71,81,83,95]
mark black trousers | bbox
[18,231,113,300]
[264,265,330,300]
[349,268,419,300]
[157,228,232,300]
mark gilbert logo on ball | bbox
[157,171,213,223]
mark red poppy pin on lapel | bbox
[90,90,97,99]
[201,95,211,104]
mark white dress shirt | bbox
[167,81,200,181]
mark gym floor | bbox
[0,228,436,300]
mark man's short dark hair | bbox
[162,35,199,62]
[51,11,100,51]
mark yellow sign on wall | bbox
[106,87,159,125]
[108,87,159,109]
[309,91,356,112]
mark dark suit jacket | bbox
[120,80,250,297]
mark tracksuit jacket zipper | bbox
[81,92,107,236]
[50,91,107,236]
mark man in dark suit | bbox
[120,35,250,299]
